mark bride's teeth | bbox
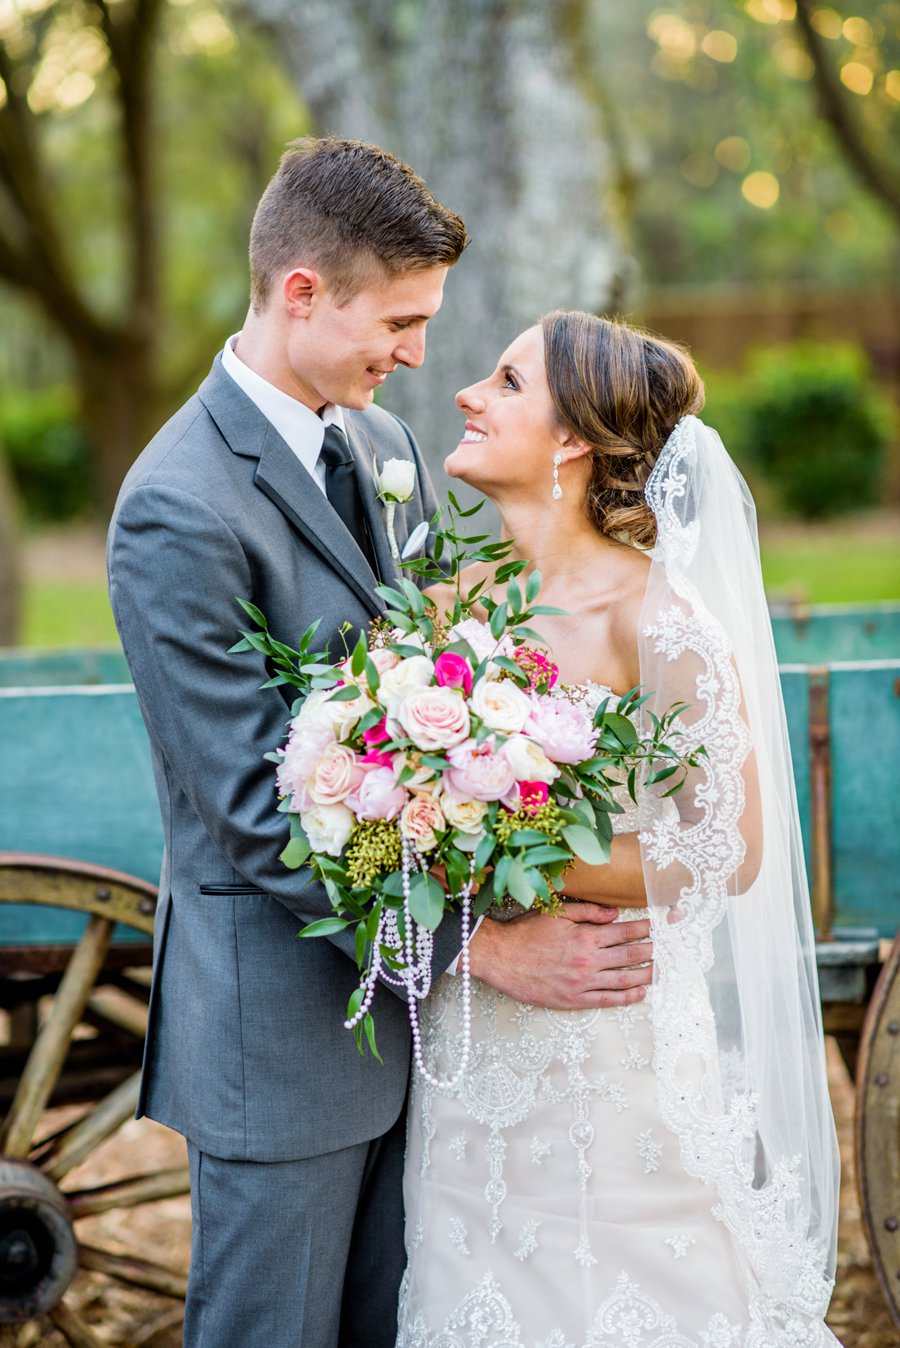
[462,429,487,443]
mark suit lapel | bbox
[199,360,383,620]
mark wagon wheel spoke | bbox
[83,989,148,1039]
[77,1244,188,1299]
[38,1071,141,1184]
[0,916,115,1157]
[46,1297,107,1348]
[856,932,900,1330]
[65,1166,191,1220]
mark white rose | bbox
[338,647,399,688]
[501,733,560,785]
[439,789,488,836]
[326,686,374,740]
[301,803,355,857]
[470,677,531,734]
[375,457,416,503]
[379,654,435,719]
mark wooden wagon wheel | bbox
[856,931,900,1332]
[0,854,189,1348]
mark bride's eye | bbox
[502,369,519,391]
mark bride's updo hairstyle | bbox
[541,311,704,547]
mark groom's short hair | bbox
[249,137,467,311]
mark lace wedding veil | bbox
[637,415,840,1342]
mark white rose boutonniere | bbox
[374,457,417,559]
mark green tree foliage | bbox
[594,0,899,288]
[0,0,306,509]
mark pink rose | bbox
[346,765,408,821]
[524,694,597,764]
[400,792,446,853]
[445,736,517,802]
[434,651,473,696]
[308,743,366,806]
[396,685,470,752]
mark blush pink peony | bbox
[346,765,408,821]
[524,694,597,765]
[445,736,517,802]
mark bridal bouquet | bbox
[232,499,698,1077]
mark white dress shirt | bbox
[221,334,346,493]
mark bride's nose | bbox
[455,382,484,414]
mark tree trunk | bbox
[0,448,22,646]
[241,0,628,501]
[73,339,171,517]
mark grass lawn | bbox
[15,516,900,648]
[22,579,119,648]
[760,535,900,603]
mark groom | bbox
[108,137,652,1348]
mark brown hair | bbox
[249,137,468,311]
[541,311,705,547]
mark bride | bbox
[396,312,841,1347]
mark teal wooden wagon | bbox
[0,601,897,1343]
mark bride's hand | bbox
[467,903,652,1010]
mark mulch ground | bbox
[9,1039,894,1347]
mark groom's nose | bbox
[395,327,427,369]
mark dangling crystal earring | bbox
[552,453,563,500]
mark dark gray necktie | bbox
[318,425,377,572]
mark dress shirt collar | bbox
[221,334,346,487]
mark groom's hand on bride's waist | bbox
[467,905,652,1011]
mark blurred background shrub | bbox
[703,340,895,517]
[0,387,92,524]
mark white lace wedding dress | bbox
[396,684,808,1348]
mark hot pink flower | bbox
[360,747,394,769]
[362,718,390,747]
[445,736,517,802]
[434,651,474,696]
[516,780,550,814]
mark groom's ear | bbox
[283,268,323,318]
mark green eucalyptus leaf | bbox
[408,872,445,932]
[298,916,348,938]
[507,859,536,907]
[236,598,268,628]
[561,825,610,866]
[279,836,311,869]
[525,569,542,604]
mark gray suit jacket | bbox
[108,356,461,1162]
